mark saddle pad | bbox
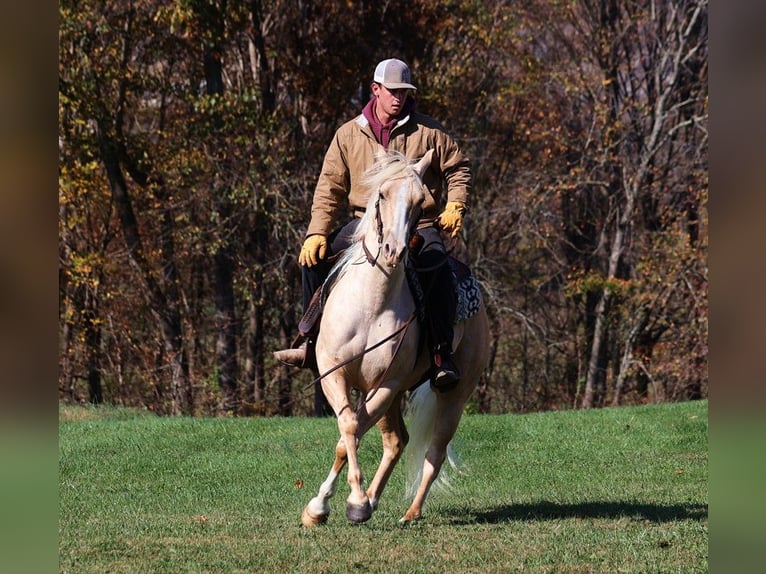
[405,257,483,324]
[455,273,483,323]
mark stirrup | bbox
[432,366,460,392]
[430,350,460,392]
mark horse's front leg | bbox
[341,383,405,522]
[314,375,377,524]
[301,437,347,527]
[366,397,408,511]
[337,403,374,523]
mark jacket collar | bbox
[356,98,413,130]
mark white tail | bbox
[403,382,463,500]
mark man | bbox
[274,58,472,390]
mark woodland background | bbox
[58,0,708,416]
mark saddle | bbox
[405,256,483,325]
[298,254,483,338]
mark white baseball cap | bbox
[373,58,417,91]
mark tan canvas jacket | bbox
[305,109,472,237]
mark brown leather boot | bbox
[274,288,323,370]
[273,341,308,368]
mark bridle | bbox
[306,176,424,399]
[361,194,385,266]
[361,181,423,267]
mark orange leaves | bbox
[564,268,634,299]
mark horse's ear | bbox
[412,149,434,179]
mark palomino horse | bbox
[301,150,490,526]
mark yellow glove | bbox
[437,201,466,238]
[298,235,328,267]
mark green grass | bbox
[59,400,707,573]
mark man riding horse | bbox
[274,58,472,390]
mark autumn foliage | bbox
[59,0,707,415]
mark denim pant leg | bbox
[415,227,456,351]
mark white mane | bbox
[329,151,420,280]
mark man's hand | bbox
[298,235,328,267]
[437,201,466,238]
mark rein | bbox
[361,238,381,266]
[299,162,436,404]
[302,311,418,395]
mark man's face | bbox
[372,83,411,119]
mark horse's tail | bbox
[403,383,461,500]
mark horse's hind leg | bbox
[400,396,465,523]
[301,437,347,527]
[401,310,489,523]
[366,397,409,511]
[401,442,446,522]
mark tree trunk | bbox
[59,286,78,401]
[249,0,276,113]
[581,291,610,409]
[214,239,239,412]
[58,211,77,401]
[612,306,649,406]
[582,197,631,408]
[204,41,240,414]
[244,208,267,415]
[246,289,266,415]
[84,285,103,404]
[98,130,191,415]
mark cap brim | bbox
[382,82,417,91]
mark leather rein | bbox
[305,190,422,397]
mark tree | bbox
[565,0,708,407]
[59,0,707,415]
[60,1,195,413]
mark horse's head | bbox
[359,150,433,268]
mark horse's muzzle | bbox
[383,243,407,268]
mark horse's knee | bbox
[337,409,359,437]
[335,439,348,460]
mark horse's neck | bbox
[338,240,409,310]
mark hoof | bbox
[301,506,329,527]
[346,501,372,524]
[399,510,422,524]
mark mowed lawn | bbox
[59,400,707,573]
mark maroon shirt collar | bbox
[362,97,414,148]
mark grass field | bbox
[59,400,707,573]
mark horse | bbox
[300,149,490,526]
